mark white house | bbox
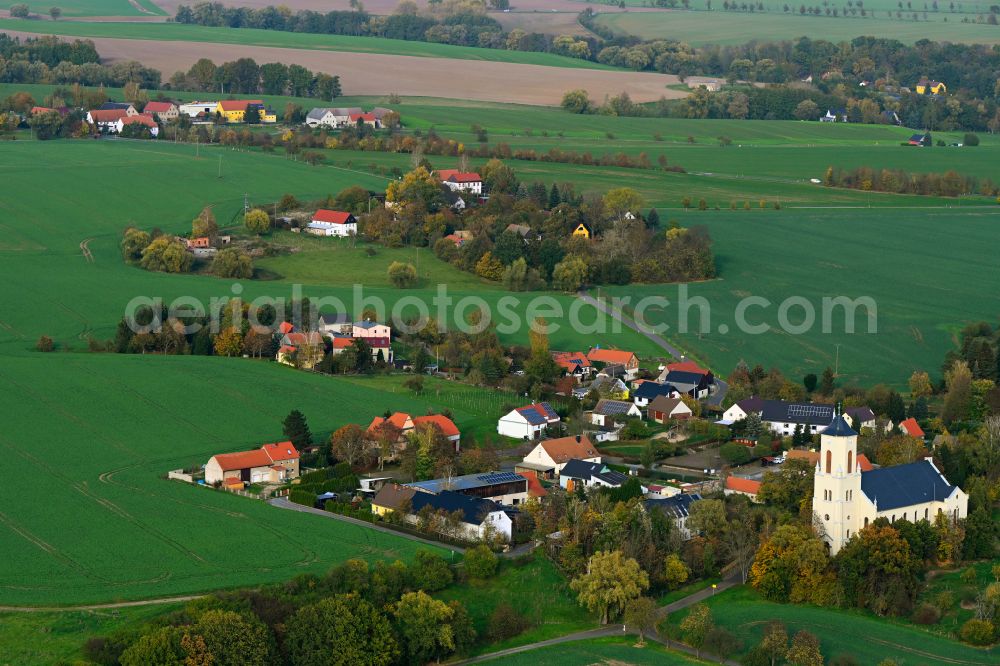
[722,398,877,437]
[307,209,357,237]
[521,435,600,476]
[114,114,159,137]
[204,441,300,485]
[178,101,219,119]
[305,107,340,128]
[498,402,560,440]
[352,320,391,339]
[435,169,483,194]
[559,459,629,491]
[647,396,693,423]
[373,485,512,542]
[813,415,968,555]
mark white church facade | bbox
[812,415,968,555]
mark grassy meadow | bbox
[0,18,614,68]
[0,0,164,16]
[477,636,710,664]
[669,586,998,664]
[596,8,1000,45]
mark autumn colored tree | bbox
[909,370,933,398]
[140,237,193,273]
[192,206,218,239]
[569,550,649,624]
[835,524,921,616]
[213,327,243,357]
[679,603,713,657]
[283,594,398,666]
[244,208,271,235]
[750,524,831,604]
[785,630,823,666]
[331,423,370,469]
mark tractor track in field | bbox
[80,238,95,263]
[0,594,205,613]
[0,510,110,584]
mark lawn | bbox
[476,635,711,665]
[0,18,613,68]
[437,556,595,656]
[596,9,1000,46]
[668,586,998,664]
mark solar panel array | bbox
[517,407,547,425]
[475,471,523,485]
[787,404,833,419]
[596,400,634,415]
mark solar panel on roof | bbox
[518,408,547,425]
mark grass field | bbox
[669,586,998,664]
[0,18,613,68]
[0,603,183,664]
[596,9,1000,45]
[438,556,595,655]
[477,636,710,664]
[0,0,164,16]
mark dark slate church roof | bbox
[860,460,958,511]
[822,415,857,437]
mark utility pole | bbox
[244,193,249,213]
[217,154,223,179]
[834,343,842,376]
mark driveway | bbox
[578,290,728,407]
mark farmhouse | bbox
[371,485,512,541]
[724,475,761,500]
[352,320,391,339]
[143,101,179,121]
[521,434,600,476]
[632,381,679,408]
[587,348,639,380]
[407,470,528,506]
[86,108,128,131]
[204,441,300,485]
[305,107,340,128]
[216,99,276,123]
[660,369,714,399]
[307,210,357,237]
[589,399,642,427]
[898,417,925,439]
[115,114,159,137]
[178,100,219,119]
[277,331,325,369]
[647,395,693,423]
[559,459,629,491]
[319,313,352,336]
[552,351,593,381]
[435,169,483,194]
[722,398,876,436]
[497,402,560,440]
[368,412,460,450]
[349,112,380,128]
[813,415,967,554]
[98,101,137,115]
[916,79,946,95]
[643,493,702,540]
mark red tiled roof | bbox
[262,441,299,461]
[312,209,353,224]
[213,449,272,471]
[413,414,460,438]
[279,322,294,335]
[899,417,925,438]
[332,337,354,349]
[121,114,157,128]
[30,106,54,114]
[435,169,481,184]
[539,435,596,463]
[667,360,708,375]
[857,453,873,472]
[552,351,591,371]
[89,109,128,123]
[278,345,296,354]
[285,332,323,346]
[726,476,762,494]
[218,99,263,111]
[369,412,412,432]
[349,112,376,121]
[588,348,637,366]
[144,101,174,113]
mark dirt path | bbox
[80,238,94,263]
[0,595,203,612]
[2,29,684,106]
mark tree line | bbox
[0,33,160,88]
[822,164,996,198]
[167,56,341,99]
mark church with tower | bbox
[812,413,968,554]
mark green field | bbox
[0,0,164,17]
[596,9,1000,45]
[0,603,183,664]
[0,18,613,68]
[478,636,710,665]
[671,586,998,664]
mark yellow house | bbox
[572,222,592,239]
[371,483,416,518]
[216,99,276,123]
[916,79,946,95]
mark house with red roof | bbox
[521,434,600,475]
[898,417,925,439]
[434,169,483,195]
[552,351,593,382]
[276,331,325,369]
[115,114,160,137]
[349,112,380,128]
[205,441,299,485]
[724,475,762,500]
[498,402,561,440]
[87,108,129,131]
[143,101,178,121]
[368,411,460,452]
[587,348,640,380]
[307,209,357,237]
